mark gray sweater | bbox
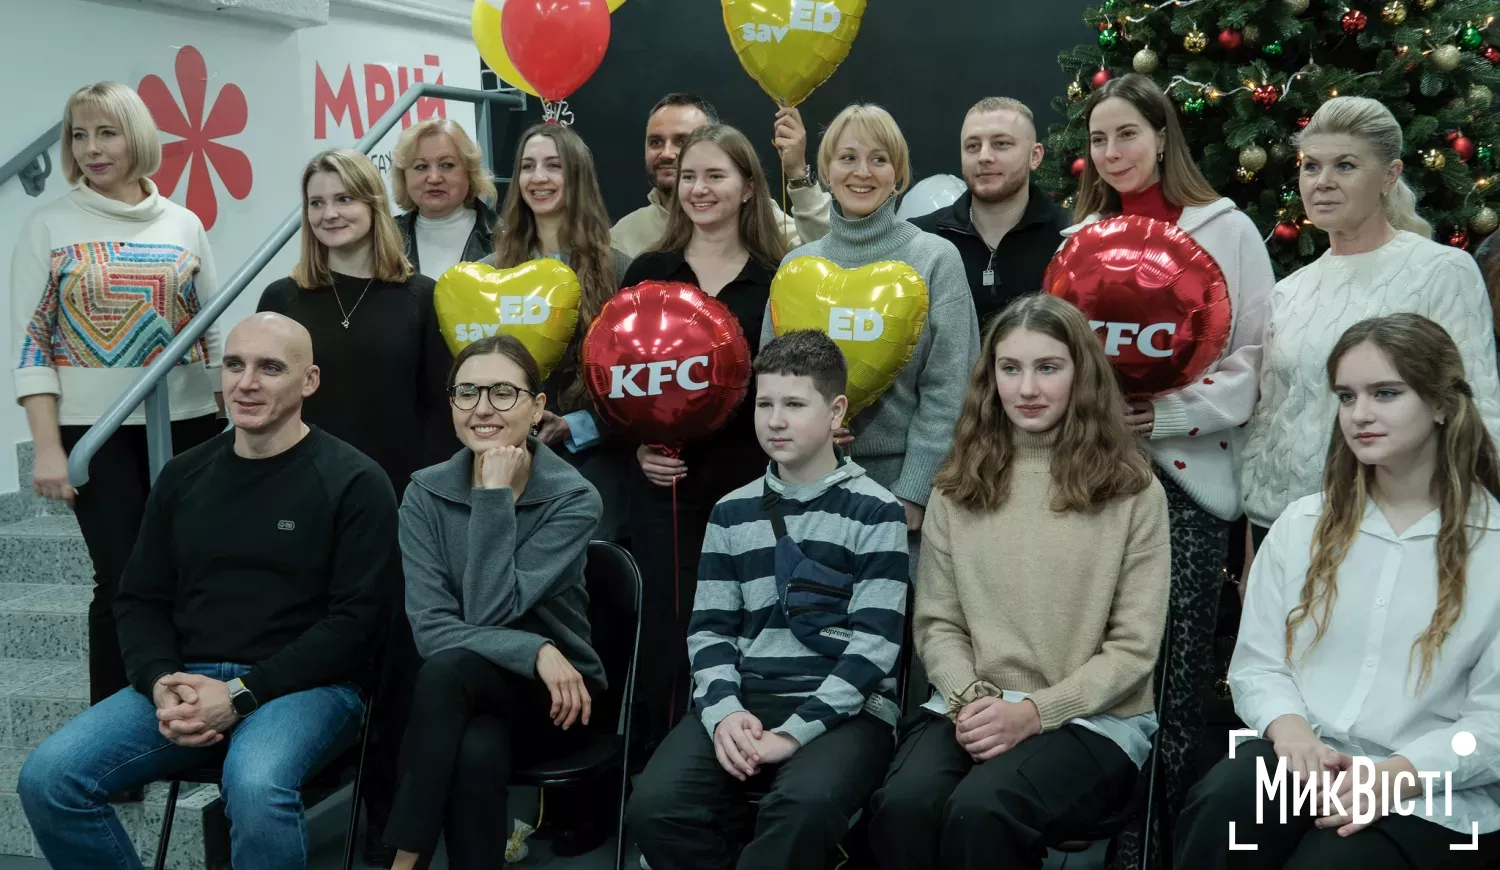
[762,199,980,506]
[400,437,606,687]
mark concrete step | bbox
[0,517,91,586]
[0,583,89,664]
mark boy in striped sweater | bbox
[626,330,910,870]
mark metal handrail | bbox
[67,83,524,486]
[1,122,63,197]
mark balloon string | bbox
[778,98,788,222]
[667,474,682,729]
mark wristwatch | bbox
[227,678,259,717]
[787,166,817,191]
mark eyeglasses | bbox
[448,382,535,411]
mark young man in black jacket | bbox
[19,313,398,870]
[909,97,1070,330]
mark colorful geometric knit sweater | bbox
[11,180,222,426]
[689,456,910,747]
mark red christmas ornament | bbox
[582,281,751,447]
[1340,8,1368,32]
[1072,157,1088,177]
[1042,215,1233,398]
[1098,19,1111,31]
[1218,28,1243,50]
[1455,136,1477,162]
[1273,221,1301,243]
[1484,45,1500,64]
[1092,68,1114,88]
[1295,115,1312,129]
[1444,130,1462,143]
[1252,84,1281,109]
[1448,229,1470,249]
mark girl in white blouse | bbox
[1176,313,1500,868]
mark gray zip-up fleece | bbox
[400,438,606,687]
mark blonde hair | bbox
[1074,74,1220,221]
[1290,314,1500,691]
[291,149,414,289]
[1296,96,1432,239]
[817,104,912,196]
[390,119,497,213]
[967,97,1038,140]
[650,124,788,269]
[60,82,162,186]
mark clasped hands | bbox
[1272,726,1418,837]
[152,673,240,748]
[954,696,1042,761]
[713,712,800,781]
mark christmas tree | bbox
[1036,0,1500,277]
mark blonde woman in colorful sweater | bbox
[867,293,1170,870]
[11,82,224,704]
[1241,96,1500,544]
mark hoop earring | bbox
[530,423,540,436]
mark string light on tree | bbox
[1134,47,1160,73]
[1381,1,1407,24]
[1432,45,1463,70]
[1185,26,1208,52]
[1472,207,1499,235]
[1341,8,1368,32]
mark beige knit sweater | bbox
[915,430,1172,731]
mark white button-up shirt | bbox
[1232,492,1500,834]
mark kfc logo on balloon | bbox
[609,357,711,398]
[829,307,884,341]
[1092,321,1177,359]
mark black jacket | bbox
[909,184,1070,329]
[395,198,499,275]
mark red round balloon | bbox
[582,281,751,447]
[501,0,611,102]
[1043,215,1232,398]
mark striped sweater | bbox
[689,456,910,746]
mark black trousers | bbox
[59,415,223,705]
[382,647,588,867]
[626,711,893,870]
[867,716,1137,870]
[360,603,422,842]
[1175,739,1500,869]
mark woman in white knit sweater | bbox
[1240,97,1500,544]
[1060,73,1277,863]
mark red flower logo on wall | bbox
[138,46,252,231]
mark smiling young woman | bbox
[10,81,226,707]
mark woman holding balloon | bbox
[620,123,787,748]
[1058,72,1275,862]
[479,122,632,542]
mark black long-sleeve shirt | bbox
[113,426,398,704]
[257,272,455,498]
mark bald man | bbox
[19,312,400,870]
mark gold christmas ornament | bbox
[1423,149,1447,171]
[1432,45,1462,71]
[1243,24,1261,43]
[1236,166,1257,182]
[1133,47,1159,74]
[1239,145,1269,171]
[1184,26,1208,53]
[1381,1,1407,24]
[1472,207,1499,235]
[1470,85,1495,107]
[1068,79,1087,102]
[1062,195,1076,209]
[1417,0,1436,8]
[1283,0,1310,13]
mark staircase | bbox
[0,443,228,868]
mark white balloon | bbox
[897,174,968,221]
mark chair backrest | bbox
[583,540,644,736]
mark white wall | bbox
[0,0,481,494]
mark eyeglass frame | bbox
[447,381,538,412]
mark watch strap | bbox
[227,678,259,716]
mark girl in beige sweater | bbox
[866,293,1171,870]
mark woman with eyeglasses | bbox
[384,335,604,870]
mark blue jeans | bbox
[19,663,363,870]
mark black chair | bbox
[1050,618,1175,870]
[152,690,376,870]
[510,540,643,870]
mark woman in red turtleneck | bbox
[1054,72,1276,868]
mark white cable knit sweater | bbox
[1240,231,1500,527]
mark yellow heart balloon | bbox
[721,0,866,107]
[472,0,628,98]
[435,259,582,378]
[770,257,929,422]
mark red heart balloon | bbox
[501,0,611,102]
[1043,215,1232,398]
[582,281,752,447]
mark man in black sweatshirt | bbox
[18,313,398,870]
[909,97,1070,330]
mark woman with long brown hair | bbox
[867,294,1170,869]
[1066,73,1275,859]
[1178,314,1500,868]
[622,123,788,751]
[481,122,630,542]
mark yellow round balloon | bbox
[769,256,929,423]
[721,0,866,107]
[435,259,583,378]
[472,0,627,98]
